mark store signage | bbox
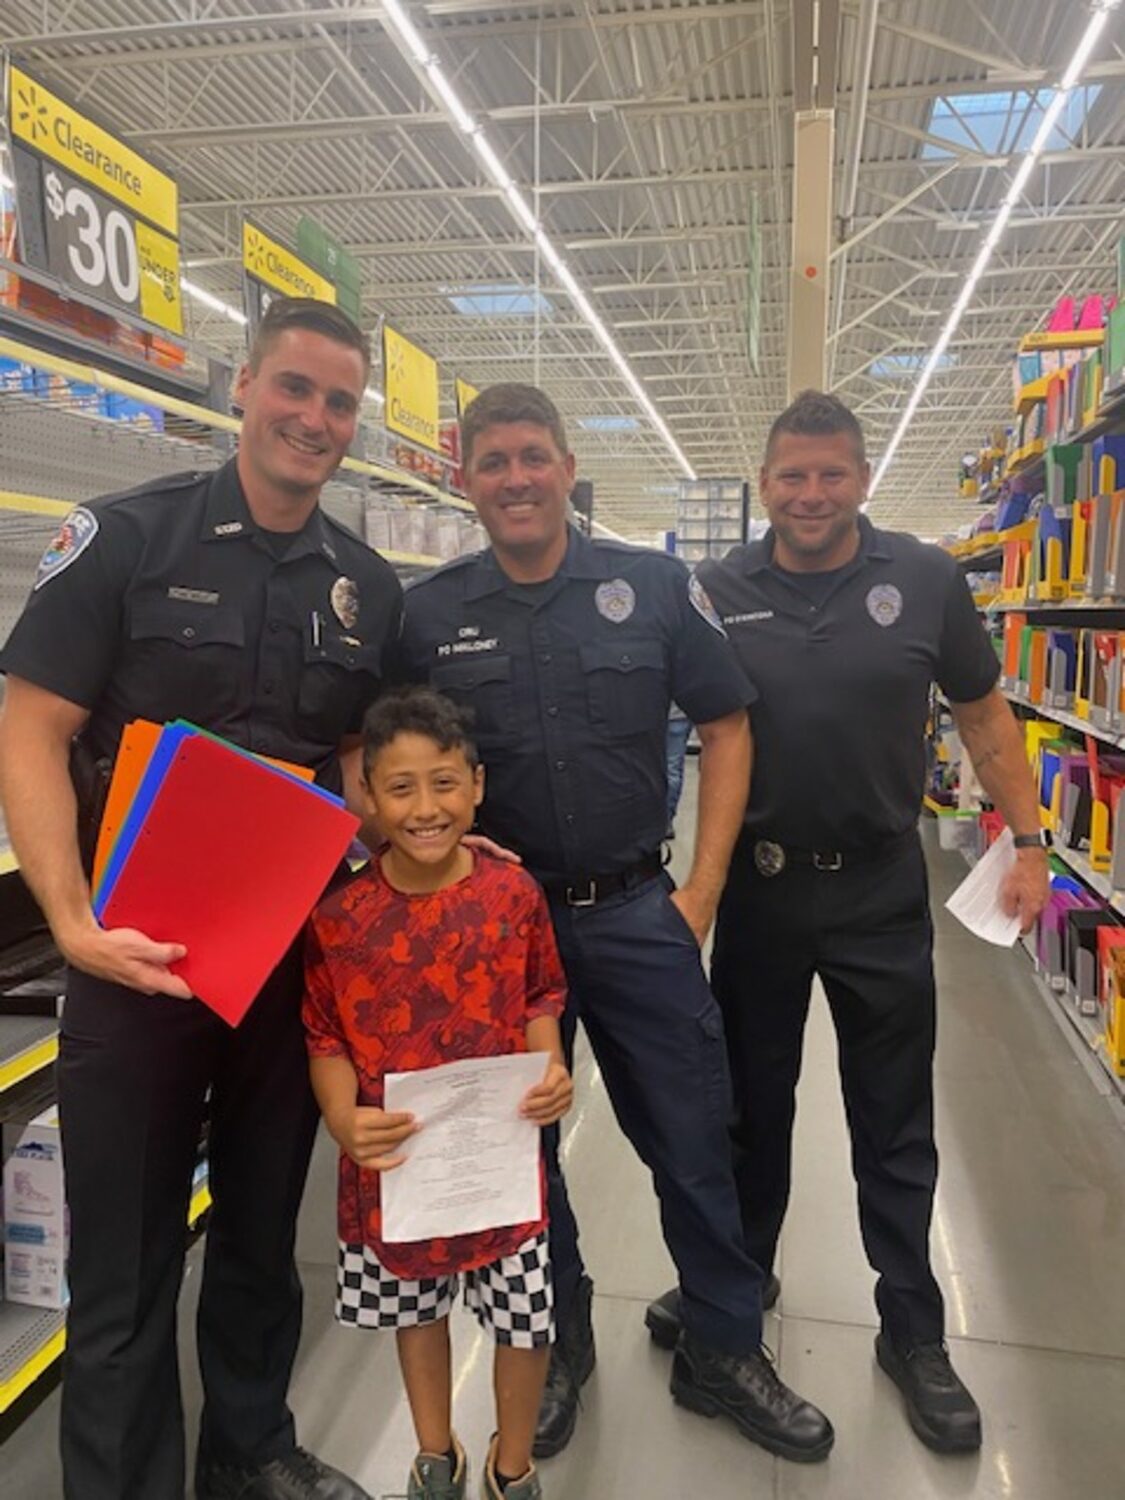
[455,376,480,421]
[383,324,440,454]
[297,216,361,324]
[5,63,183,337]
[243,220,335,303]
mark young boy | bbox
[303,686,572,1500]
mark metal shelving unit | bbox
[673,477,749,565]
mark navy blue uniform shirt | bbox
[0,459,403,788]
[699,515,999,850]
[399,526,754,880]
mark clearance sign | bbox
[242,221,336,305]
[383,324,440,454]
[6,63,183,337]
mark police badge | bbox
[865,583,903,628]
[594,578,636,623]
[330,576,359,630]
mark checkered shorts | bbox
[335,1231,554,1348]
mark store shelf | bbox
[999,686,1125,749]
[1019,329,1106,353]
[0,1017,58,1094]
[1023,957,1125,1107]
[988,597,1125,613]
[0,1172,212,1414]
[0,1304,67,1415]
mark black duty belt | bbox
[542,853,664,907]
[748,828,916,878]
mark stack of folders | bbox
[91,720,359,1026]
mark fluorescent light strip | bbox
[378,0,695,479]
[869,0,1122,496]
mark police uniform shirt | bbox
[699,515,999,850]
[0,460,402,783]
[399,526,754,879]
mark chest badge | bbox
[866,583,903,628]
[595,577,635,624]
[330,576,359,630]
[34,506,99,590]
[753,840,786,878]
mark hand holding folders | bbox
[91,721,359,1024]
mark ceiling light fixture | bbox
[378,0,696,479]
[869,0,1121,497]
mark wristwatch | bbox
[1012,829,1052,849]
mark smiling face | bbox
[234,326,366,524]
[363,731,484,892]
[759,429,869,573]
[464,419,576,581]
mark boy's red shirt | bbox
[303,851,566,1278]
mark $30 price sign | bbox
[38,160,183,337]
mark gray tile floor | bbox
[5,774,1125,1497]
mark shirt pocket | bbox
[125,597,245,722]
[579,639,666,739]
[430,654,514,744]
[298,635,383,742]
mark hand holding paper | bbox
[945,829,1022,947]
[381,1052,549,1244]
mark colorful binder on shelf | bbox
[93,722,358,1026]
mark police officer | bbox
[0,299,400,1500]
[398,383,834,1464]
[644,390,1050,1454]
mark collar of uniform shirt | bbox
[198,459,338,564]
[464,524,612,601]
[739,513,892,576]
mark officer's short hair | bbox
[248,297,371,376]
[361,686,479,781]
[764,390,866,467]
[461,383,569,470]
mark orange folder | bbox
[98,734,358,1026]
[93,719,316,889]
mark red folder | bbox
[98,734,358,1025]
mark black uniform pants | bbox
[543,876,764,1354]
[57,944,319,1500]
[711,834,945,1349]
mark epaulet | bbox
[402,549,483,592]
[90,470,208,513]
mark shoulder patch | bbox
[34,507,99,590]
[688,572,726,634]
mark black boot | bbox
[645,1273,781,1351]
[875,1334,981,1453]
[532,1274,596,1458]
[197,1446,373,1499]
[670,1332,833,1463]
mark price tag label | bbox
[6,65,183,340]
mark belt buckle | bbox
[813,850,843,871]
[753,840,786,878]
[566,878,598,907]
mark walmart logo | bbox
[15,82,48,142]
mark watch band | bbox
[1012,830,1051,849]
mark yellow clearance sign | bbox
[9,65,178,236]
[383,324,441,453]
[455,376,481,421]
[242,222,336,304]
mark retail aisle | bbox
[5,775,1125,1498]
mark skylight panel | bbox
[922,86,1101,158]
[446,283,554,317]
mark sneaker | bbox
[645,1274,781,1351]
[532,1273,595,1458]
[875,1334,982,1453]
[670,1333,834,1463]
[197,1446,374,1499]
[481,1436,542,1500]
[408,1435,467,1499]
